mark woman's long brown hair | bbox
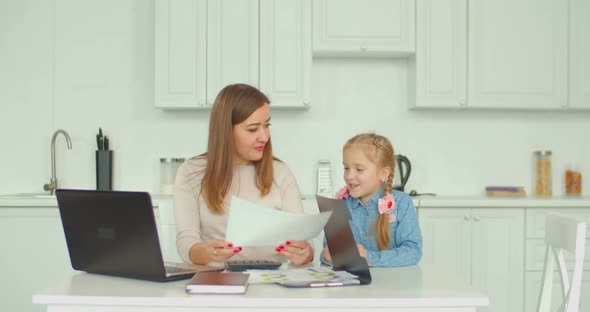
[343,133,395,250]
[201,84,274,214]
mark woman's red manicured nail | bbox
[227,243,233,248]
[238,247,243,251]
[278,245,285,250]
[285,241,292,245]
[275,247,282,252]
[233,248,241,253]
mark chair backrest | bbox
[537,213,586,312]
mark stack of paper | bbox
[246,267,360,288]
[225,196,332,246]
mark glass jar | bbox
[160,158,185,195]
[534,150,552,196]
[565,164,582,196]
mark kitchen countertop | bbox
[415,195,590,208]
[0,194,172,207]
[2,193,590,208]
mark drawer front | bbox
[526,208,590,239]
[526,238,590,271]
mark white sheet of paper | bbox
[225,196,333,246]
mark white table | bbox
[33,264,488,312]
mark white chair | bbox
[537,213,587,312]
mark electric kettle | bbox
[393,155,411,192]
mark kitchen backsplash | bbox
[1,1,588,197]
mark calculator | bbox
[225,260,282,272]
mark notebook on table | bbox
[55,189,223,282]
[186,272,250,294]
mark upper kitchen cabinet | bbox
[569,0,590,110]
[412,0,570,110]
[410,0,467,108]
[259,0,311,108]
[313,0,415,57]
[467,0,567,109]
[155,0,311,109]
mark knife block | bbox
[96,150,113,191]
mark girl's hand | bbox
[275,240,313,265]
[204,240,242,262]
[322,246,332,262]
[356,244,367,258]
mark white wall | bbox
[1,0,589,197]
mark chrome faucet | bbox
[43,129,72,195]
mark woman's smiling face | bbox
[232,103,271,165]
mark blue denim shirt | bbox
[322,189,423,267]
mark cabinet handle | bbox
[473,216,480,222]
[464,215,471,221]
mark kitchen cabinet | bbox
[412,0,570,110]
[0,203,167,312]
[259,0,311,108]
[419,207,524,312]
[569,0,590,110]
[523,208,590,312]
[0,208,73,312]
[411,0,467,108]
[155,0,257,109]
[155,0,311,109]
[312,0,415,57]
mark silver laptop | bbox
[55,189,223,282]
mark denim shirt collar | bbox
[350,186,386,210]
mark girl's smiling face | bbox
[343,146,391,204]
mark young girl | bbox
[322,133,422,267]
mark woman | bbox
[174,83,313,267]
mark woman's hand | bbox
[275,240,313,265]
[189,240,242,264]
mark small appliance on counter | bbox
[160,158,185,195]
[393,155,411,192]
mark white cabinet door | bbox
[524,271,590,312]
[412,0,466,108]
[467,0,568,109]
[313,0,415,56]
[155,0,207,109]
[420,207,525,312]
[0,208,73,312]
[259,0,311,108]
[206,0,259,107]
[419,208,471,285]
[471,209,524,312]
[569,0,590,110]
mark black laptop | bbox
[55,189,222,282]
[316,195,372,285]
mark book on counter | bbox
[485,186,526,197]
[186,271,250,294]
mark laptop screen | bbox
[316,195,372,285]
